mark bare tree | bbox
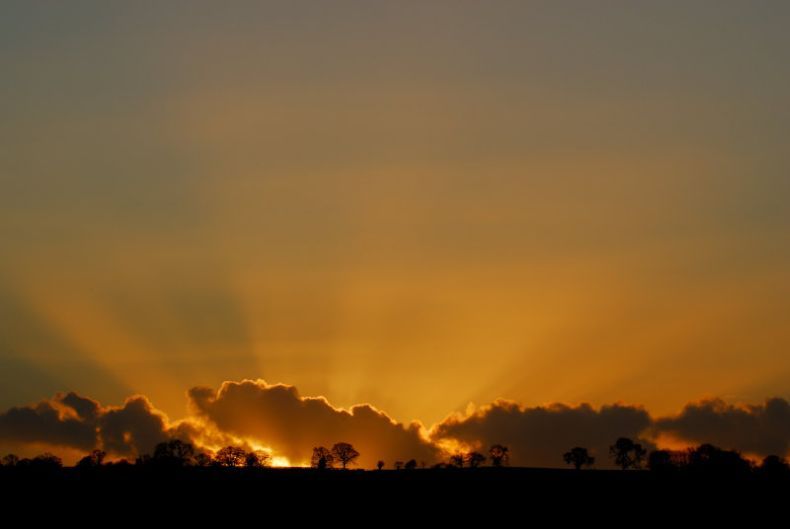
[331,442,360,469]
[563,447,595,470]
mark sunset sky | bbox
[1,1,789,467]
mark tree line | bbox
[562,437,789,476]
[1,436,788,477]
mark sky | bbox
[1,1,789,466]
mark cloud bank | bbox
[653,398,790,458]
[431,400,655,468]
[1,379,789,467]
[0,392,173,458]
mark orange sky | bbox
[1,2,789,443]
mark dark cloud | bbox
[60,392,101,422]
[98,396,171,456]
[188,379,439,467]
[0,394,97,451]
[653,398,790,457]
[431,400,655,468]
[0,392,174,458]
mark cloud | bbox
[431,400,655,468]
[60,392,101,422]
[0,393,98,451]
[187,379,439,467]
[0,392,175,458]
[2,381,789,466]
[98,396,171,456]
[653,397,790,457]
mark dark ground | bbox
[1,466,787,522]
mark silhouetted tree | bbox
[245,450,272,468]
[376,460,385,470]
[648,449,671,470]
[23,453,63,471]
[489,445,509,467]
[563,447,594,470]
[394,460,404,470]
[77,449,107,470]
[449,453,465,468]
[153,439,195,467]
[687,444,751,474]
[194,453,213,467]
[648,449,678,472]
[404,459,418,470]
[331,442,360,469]
[609,437,647,470]
[2,454,19,467]
[215,446,247,467]
[465,452,486,468]
[311,446,335,469]
[759,455,789,477]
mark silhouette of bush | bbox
[404,459,418,470]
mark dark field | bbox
[3,465,787,521]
